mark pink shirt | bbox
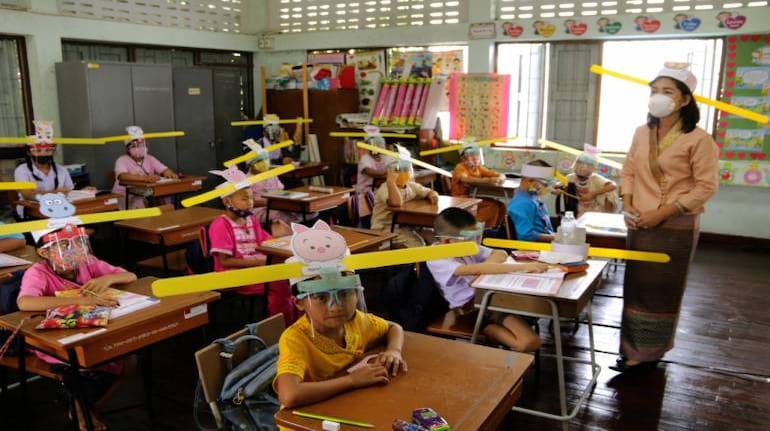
[111,154,169,196]
[621,125,719,214]
[19,259,127,298]
[426,245,493,309]
[209,214,271,295]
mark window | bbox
[596,38,723,152]
[0,35,32,137]
[496,43,546,147]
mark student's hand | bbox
[377,349,407,376]
[520,262,549,273]
[579,190,596,203]
[163,171,179,179]
[271,219,292,237]
[80,295,118,308]
[386,170,399,185]
[348,363,390,388]
[146,174,161,183]
[636,209,666,230]
[282,157,294,165]
[427,191,439,205]
[81,276,115,294]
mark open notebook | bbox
[471,271,566,296]
[55,287,159,319]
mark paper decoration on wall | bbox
[564,20,587,36]
[596,17,622,34]
[431,50,464,77]
[389,51,433,79]
[369,78,431,127]
[716,11,747,30]
[633,16,661,33]
[532,20,556,37]
[502,22,524,38]
[716,34,770,187]
[346,49,386,113]
[672,14,701,32]
[448,73,510,140]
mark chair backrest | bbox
[194,313,286,408]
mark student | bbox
[507,160,557,242]
[370,160,438,247]
[426,208,546,352]
[208,166,295,325]
[356,136,392,226]
[273,270,406,409]
[450,144,506,228]
[565,144,618,217]
[263,115,303,166]
[17,224,137,431]
[111,126,178,209]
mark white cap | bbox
[125,126,145,144]
[655,62,697,93]
[521,164,555,180]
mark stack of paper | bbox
[472,271,565,296]
[0,253,33,268]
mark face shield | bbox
[436,222,485,244]
[295,270,368,338]
[38,225,93,272]
[388,160,414,188]
[264,123,282,143]
[573,154,598,180]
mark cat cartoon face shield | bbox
[35,225,94,272]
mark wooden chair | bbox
[426,309,488,343]
[194,314,285,428]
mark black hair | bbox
[23,150,59,189]
[434,207,478,236]
[647,76,700,134]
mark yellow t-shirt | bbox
[274,310,391,385]
[369,181,431,231]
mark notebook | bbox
[471,271,565,296]
[260,237,292,251]
[55,288,160,319]
[262,190,310,199]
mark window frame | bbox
[0,34,34,135]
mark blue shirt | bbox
[507,190,554,241]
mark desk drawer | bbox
[163,226,203,246]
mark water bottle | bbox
[561,211,577,244]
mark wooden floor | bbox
[1,243,769,430]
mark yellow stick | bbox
[482,238,670,263]
[539,139,624,170]
[330,131,417,139]
[356,141,453,177]
[0,181,37,190]
[0,208,162,236]
[223,140,294,167]
[101,131,185,142]
[231,119,313,127]
[0,137,106,145]
[590,64,769,124]
[181,164,295,207]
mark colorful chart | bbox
[448,73,510,140]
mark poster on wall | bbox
[346,50,386,113]
[448,73,510,140]
[716,34,770,187]
[431,50,464,77]
[389,51,433,79]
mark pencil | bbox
[292,411,374,428]
[347,239,369,248]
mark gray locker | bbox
[173,67,217,187]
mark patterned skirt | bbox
[620,214,699,362]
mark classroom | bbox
[0,1,768,430]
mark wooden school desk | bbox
[0,277,220,431]
[257,225,396,263]
[16,193,121,219]
[279,162,329,183]
[115,207,222,274]
[274,331,532,431]
[470,178,521,205]
[0,245,40,277]
[263,186,354,223]
[120,175,206,208]
[389,195,481,231]
[577,211,627,250]
[471,260,608,429]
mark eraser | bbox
[322,420,341,431]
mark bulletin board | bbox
[448,73,510,140]
[716,33,770,187]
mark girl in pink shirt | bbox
[111,128,178,209]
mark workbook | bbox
[259,237,292,251]
[471,271,565,296]
[54,288,159,319]
[261,190,310,199]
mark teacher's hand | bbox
[636,209,666,230]
[623,203,641,230]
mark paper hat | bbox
[363,125,386,148]
[33,120,54,145]
[209,165,251,196]
[521,163,556,182]
[264,114,280,127]
[654,62,697,93]
[288,220,352,287]
[125,126,145,144]
[575,143,600,166]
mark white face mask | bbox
[648,94,676,118]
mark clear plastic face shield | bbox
[388,160,414,188]
[295,270,368,338]
[460,145,482,169]
[127,139,148,159]
[28,143,55,165]
[436,222,485,244]
[264,122,282,143]
[573,156,597,180]
[246,150,270,173]
[366,136,387,158]
[38,225,94,273]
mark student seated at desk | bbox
[263,115,303,166]
[427,208,546,352]
[208,167,295,325]
[111,126,178,209]
[370,160,438,248]
[356,136,392,227]
[507,160,557,242]
[17,224,137,431]
[564,144,618,217]
[450,144,506,228]
[274,269,406,409]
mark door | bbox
[545,42,601,149]
[132,64,177,172]
[173,67,217,186]
[212,67,246,168]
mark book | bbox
[308,185,334,194]
[55,287,159,319]
[0,253,33,268]
[260,237,292,251]
[472,271,565,296]
[66,189,97,202]
[262,190,310,199]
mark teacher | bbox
[612,63,719,372]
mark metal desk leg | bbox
[470,290,493,344]
[471,186,478,199]
[67,349,94,431]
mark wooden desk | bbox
[264,186,353,223]
[389,195,481,231]
[257,225,395,262]
[16,193,121,219]
[279,162,329,181]
[274,332,532,431]
[115,207,222,274]
[470,178,521,204]
[0,245,39,277]
[471,260,607,426]
[577,211,627,250]
[0,277,219,431]
[120,175,206,208]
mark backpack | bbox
[384,263,449,332]
[186,226,214,274]
[215,324,280,431]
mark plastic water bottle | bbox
[561,211,577,244]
